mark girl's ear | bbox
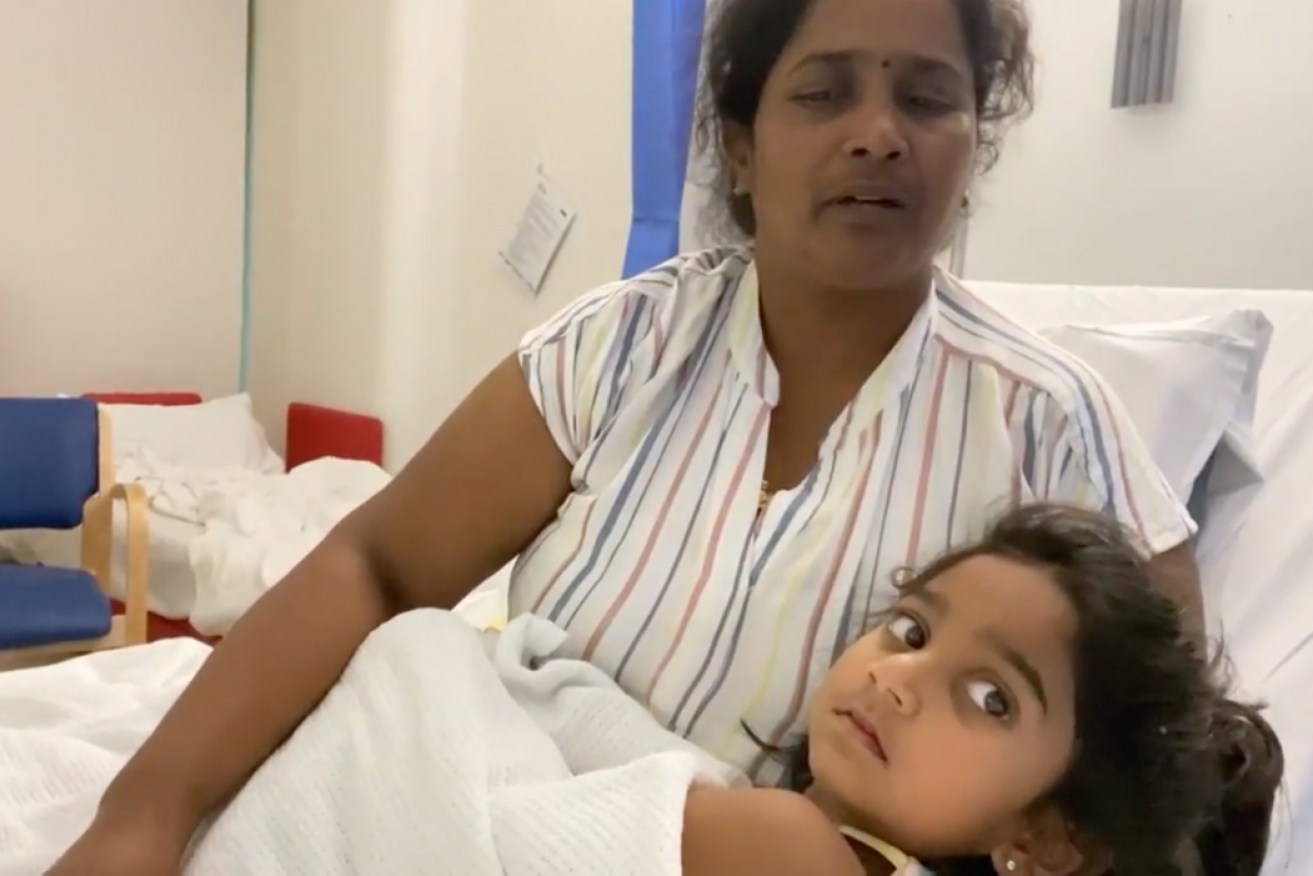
[990,807,1098,876]
[721,121,755,196]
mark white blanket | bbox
[115,451,388,533]
[184,456,390,633]
[0,638,210,872]
[0,612,743,874]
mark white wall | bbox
[449,0,633,393]
[247,0,393,451]
[967,0,1313,289]
[0,0,249,397]
[245,0,299,451]
[248,0,476,464]
[249,0,630,465]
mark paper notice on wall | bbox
[499,174,576,295]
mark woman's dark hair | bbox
[697,0,1035,236]
[762,504,1284,875]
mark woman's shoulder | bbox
[516,246,755,460]
[522,246,753,350]
[682,786,864,876]
[934,274,1192,548]
[626,245,755,296]
[930,272,1118,415]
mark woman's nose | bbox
[844,101,909,162]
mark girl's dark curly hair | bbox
[696,0,1035,236]
[762,504,1284,875]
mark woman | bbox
[54,0,1202,871]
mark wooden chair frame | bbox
[4,408,149,660]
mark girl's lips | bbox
[838,708,888,763]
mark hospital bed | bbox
[0,394,386,640]
[974,281,1313,875]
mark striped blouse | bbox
[512,247,1192,782]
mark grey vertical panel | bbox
[1127,0,1155,106]
[1113,0,1182,108]
[1160,0,1182,102]
[1112,0,1137,107]
[1146,0,1170,102]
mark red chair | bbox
[0,398,149,658]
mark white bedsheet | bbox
[976,281,1313,875]
[181,456,390,634]
[0,612,741,875]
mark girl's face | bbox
[806,554,1080,860]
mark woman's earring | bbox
[1006,861,1018,873]
[961,192,972,211]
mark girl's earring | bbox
[1006,861,1018,873]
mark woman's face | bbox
[806,554,1080,861]
[728,0,978,291]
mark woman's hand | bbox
[46,810,190,876]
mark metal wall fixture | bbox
[1112,0,1183,108]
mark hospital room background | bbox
[2,0,1312,870]
[3,0,1308,462]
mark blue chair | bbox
[0,397,148,658]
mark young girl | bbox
[25,505,1279,875]
[684,504,1283,876]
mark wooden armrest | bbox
[81,482,150,645]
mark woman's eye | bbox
[886,613,927,649]
[967,680,1011,719]
[794,89,834,105]
[902,91,956,113]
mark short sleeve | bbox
[1029,375,1197,556]
[518,280,658,465]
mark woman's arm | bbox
[51,357,573,873]
[682,787,864,876]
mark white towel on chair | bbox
[0,611,745,875]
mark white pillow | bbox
[1040,309,1272,505]
[104,393,284,473]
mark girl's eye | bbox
[967,680,1012,720]
[886,613,927,649]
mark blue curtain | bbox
[622,0,708,278]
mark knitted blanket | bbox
[0,611,745,874]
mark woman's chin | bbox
[824,261,932,297]
[805,240,934,295]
